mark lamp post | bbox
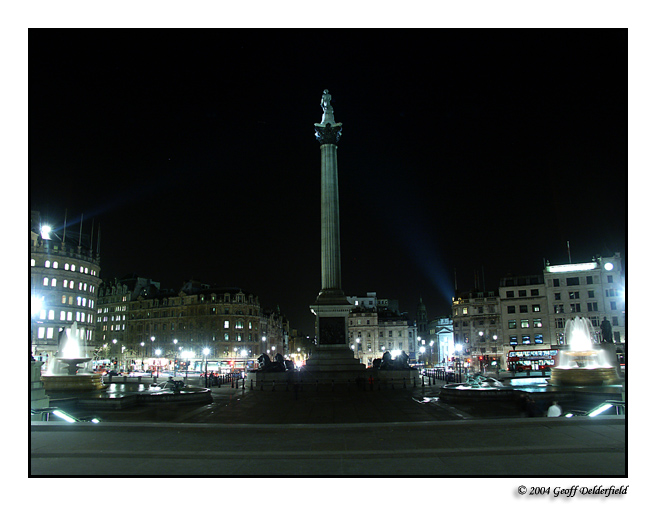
[155,349,161,379]
[140,342,145,371]
[150,336,155,360]
[173,339,178,372]
[203,348,210,387]
[262,335,267,355]
[455,343,464,382]
[429,340,434,367]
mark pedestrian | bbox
[547,400,562,417]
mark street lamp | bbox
[173,339,178,371]
[155,348,161,378]
[429,340,434,367]
[140,342,145,371]
[455,343,463,382]
[203,347,210,387]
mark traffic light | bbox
[478,356,484,361]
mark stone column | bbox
[316,123,344,300]
[306,90,364,377]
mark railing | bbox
[200,372,243,387]
[423,367,463,383]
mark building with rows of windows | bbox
[452,253,625,371]
[30,211,101,364]
[95,277,289,371]
[346,292,418,367]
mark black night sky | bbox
[29,29,627,335]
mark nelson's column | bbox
[306,90,365,378]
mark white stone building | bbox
[30,211,101,362]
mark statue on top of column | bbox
[320,89,336,125]
[321,89,332,112]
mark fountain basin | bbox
[42,373,105,391]
[76,383,212,409]
[550,366,619,386]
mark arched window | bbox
[43,277,49,286]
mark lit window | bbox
[71,264,76,271]
[61,295,66,304]
[48,310,54,320]
[53,262,58,269]
[521,319,529,328]
[60,311,66,320]
[67,312,72,321]
[38,327,45,339]
[47,328,54,339]
[51,278,57,287]
[45,260,51,268]
[43,277,49,286]
[224,320,230,329]
[31,259,36,266]
[65,263,69,270]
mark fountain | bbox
[41,322,104,391]
[549,316,620,386]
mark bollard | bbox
[272,380,276,391]
[403,378,407,389]
[242,379,245,391]
[413,377,417,388]
[250,379,254,390]
[433,376,436,385]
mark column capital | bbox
[314,122,342,145]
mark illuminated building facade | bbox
[452,252,625,372]
[452,290,502,371]
[30,210,101,361]
[427,316,454,365]
[119,284,263,370]
[544,253,625,346]
[347,292,418,366]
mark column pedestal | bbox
[306,299,365,379]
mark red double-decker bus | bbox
[507,349,559,372]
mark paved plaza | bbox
[30,383,626,476]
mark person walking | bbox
[547,400,562,417]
